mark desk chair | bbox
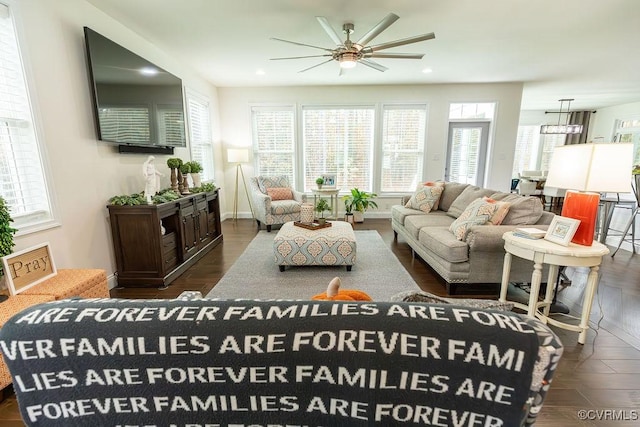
[612,175,640,256]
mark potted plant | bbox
[0,196,17,295]
[315,177,325,189]
[186,161,203,187]
[315,198,331,225]
[343,188,378,223]
[343,197,355,224]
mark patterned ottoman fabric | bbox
[274,221,356,270]
[0,294,56,390]
[22,269,109,300]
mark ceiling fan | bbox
[270,13,435,74]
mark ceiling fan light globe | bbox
[339,52,358,68]
[340,59,357,69]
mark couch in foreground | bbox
[392,182,554,294]
[1,298,562,426]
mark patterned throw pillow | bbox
[483,196,511,225]
[421,181,445,210]
[449,197,501,240]
[404,185,444,213]
[257,176,290,193]
[266,187,293,201]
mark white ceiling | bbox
[86,0,640,110]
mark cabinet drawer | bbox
[162,232,177,252]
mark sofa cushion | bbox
[258,175,290,193]
[391,205,426,225]
[266,187,293,200]
[447,186,497,218]
[270,199,301,215]
[449,197,500,240]
[490,193,544,225]
[404,185,444,213]
[438,182,469,212]
[404,212,455,239]
[418,227,469,263]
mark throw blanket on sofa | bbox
[0,299,555,426]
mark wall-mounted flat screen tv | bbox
[84,27,186,151]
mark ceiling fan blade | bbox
[298,59,334,73]
[359,59,388,72]
[368,32,435,52]
[316,16,343,46]
[356,13,399,47]
[271,54,333,60]
[365,53,425,59]
[270,37,334,52]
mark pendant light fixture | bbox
[540,98,583,135]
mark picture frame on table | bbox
[321,174,337,189]
[1,242,57,295]
[544,216,580,246]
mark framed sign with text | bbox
[1,243,57,295]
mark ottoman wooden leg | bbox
[279,265,285,272]
[346,266,352,271]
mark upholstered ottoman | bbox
[21,269,109,300]
[274,221,356,271]
[0,294,55,391]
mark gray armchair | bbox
[249,175,307,231]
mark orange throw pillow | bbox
[266,187,293,201]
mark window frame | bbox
[251,104,297,186]
[0,0,58,235]
[186,89,215,182]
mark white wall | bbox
[218,83,523,216]
[12,0,224,286]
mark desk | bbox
[312,188,340,219]
[499,232,609,344]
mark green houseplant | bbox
[315,198,331,225]
[343,188,378,223]
[315,177,325,189]
[0,196,17,287]
[186,161,203,187]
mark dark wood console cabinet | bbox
[107,190,223,287]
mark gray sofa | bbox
[392,181,554,294]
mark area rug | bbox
[206,230,421,301]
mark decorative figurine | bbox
[143,156,163,204]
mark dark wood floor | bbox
[1,218,639,426]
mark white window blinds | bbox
[252,106,295,184]
[98,106,150,144]
[302,107,374,192]
[187,93,214,182]
[0,2,54,231]
[381,105,426,192]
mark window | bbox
[614,118,640,167]
[512,125,565,176]
[302,107,375,192]
[449,103,495,120]
[0,2,55,232]
[381,105,427,192]
[251,106,295,184]
[98,106,150,144]
[186,92,214,181]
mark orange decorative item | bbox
[311,277,372,301]
[560,190,600,246]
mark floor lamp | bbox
[227,148,254,221]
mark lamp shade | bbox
[545,143,633,245]
[545,143,633,193]
[227,148,249,164]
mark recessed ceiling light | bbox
[256,69,265,76]
[422,68,433,74]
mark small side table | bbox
[312,188,340,219]
[499,231,609,344]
